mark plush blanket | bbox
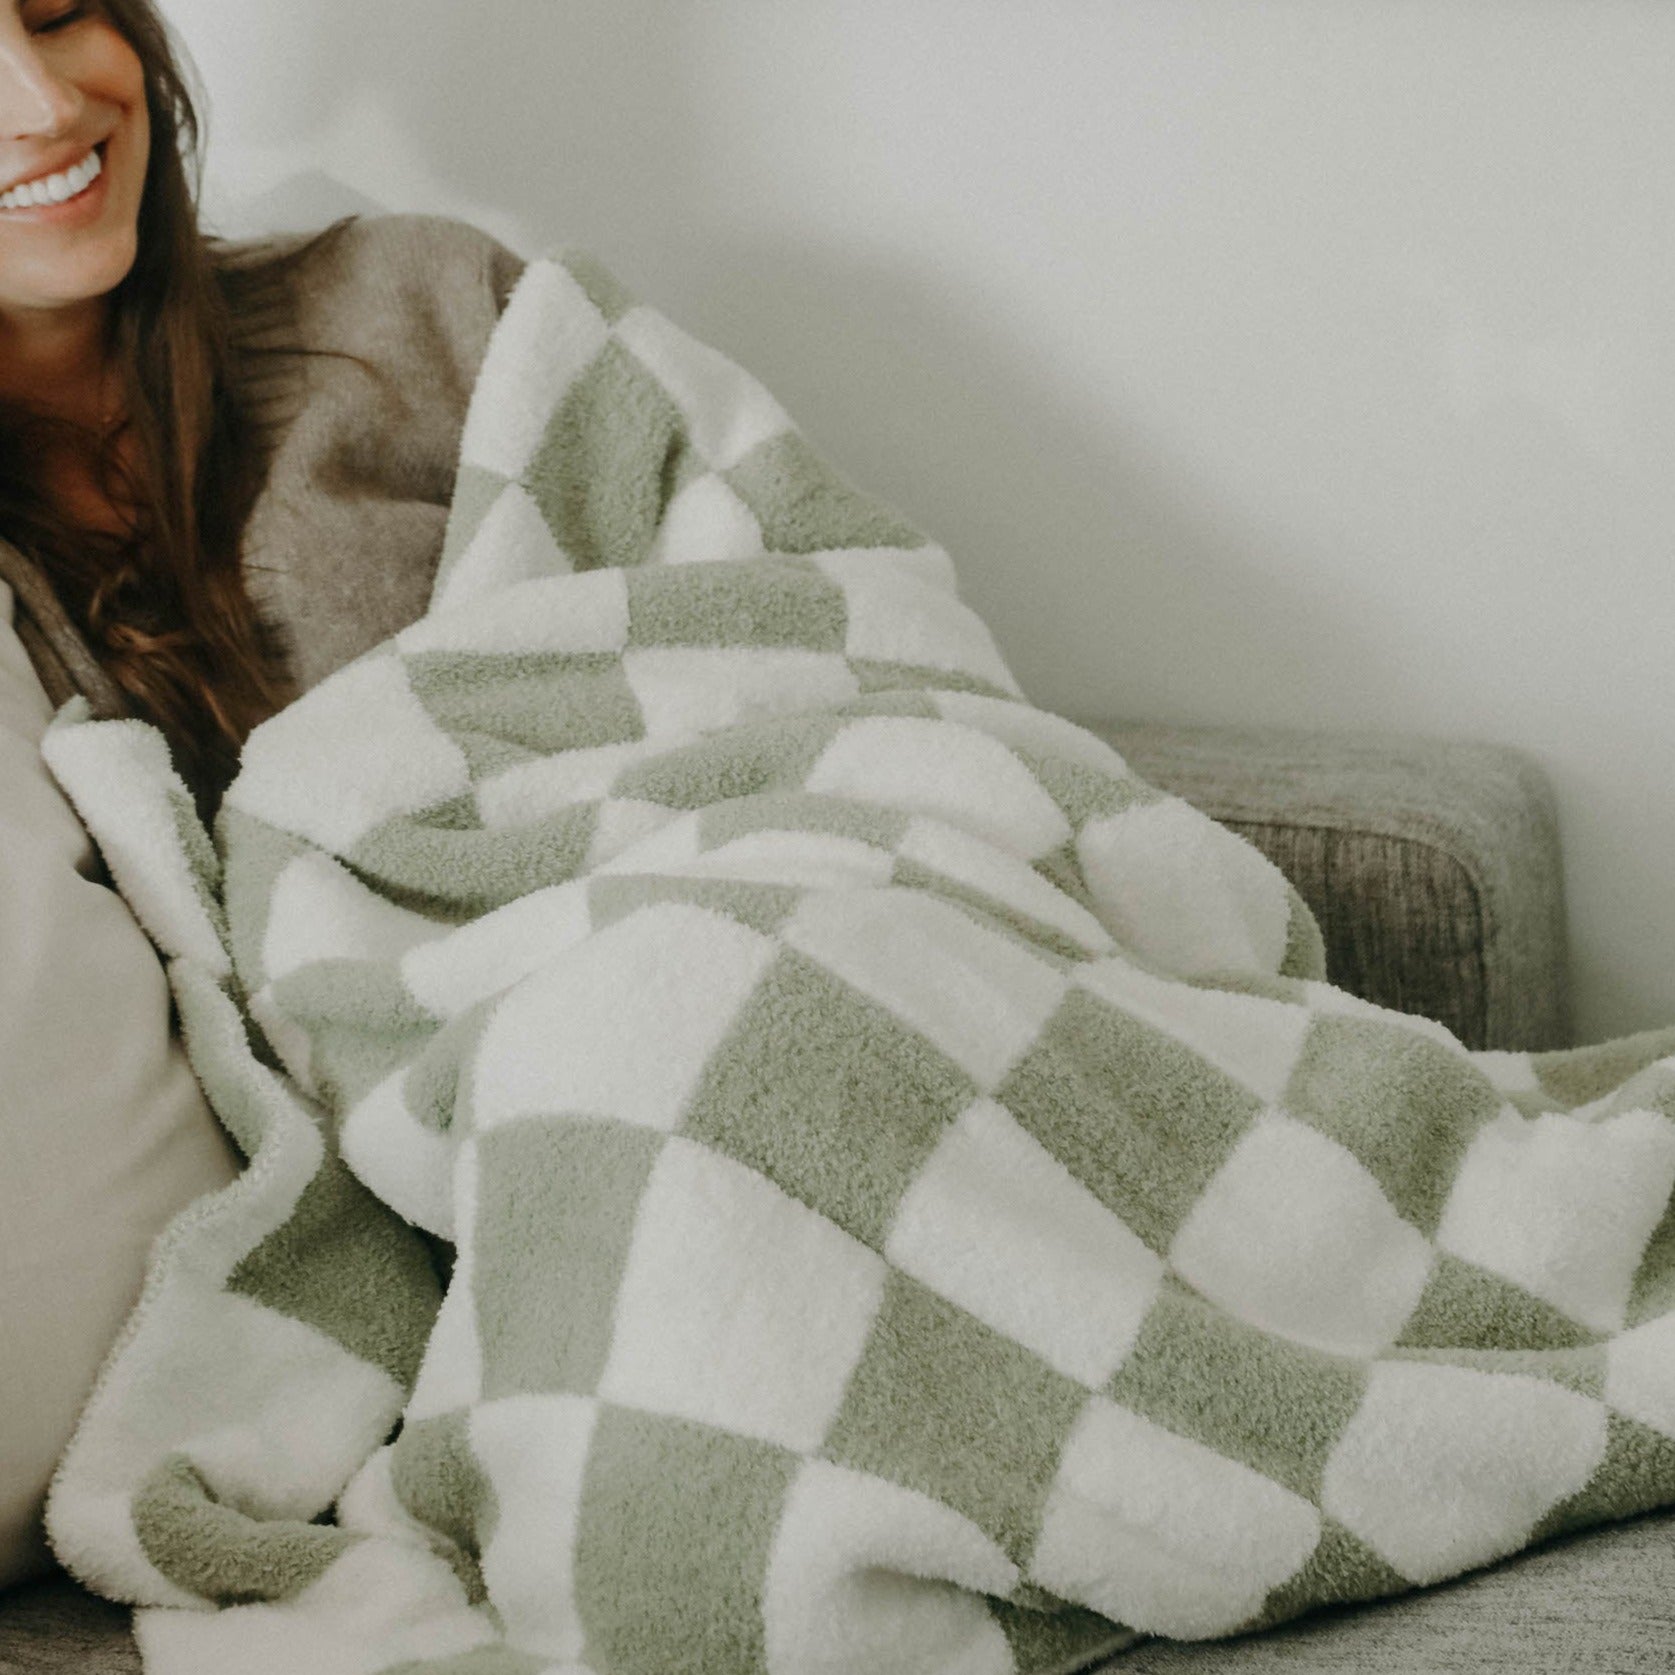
[40,250,1675,1675]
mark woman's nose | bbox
[0,35,85,140]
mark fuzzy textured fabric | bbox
[38,250,1675,1675]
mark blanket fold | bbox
[40,248,1675,1675]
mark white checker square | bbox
[897,815,1114,955]
[806,716,1072,862]
[886,1099,1163,1386]
[621,647,860,741]
[582,799,686,871]
[469,902,776,1132]
[459,258,611,480]
[598,1138,888,1453]
[1435,1105,1675,1333]
[1471,1049,1543,1096]
[405,1139,483,1421]
[764,1459,1016,1675]
[1606,1312,1675,1439]
[263,851,444,986]
[928,689,1130,778]
[821,564,1019,692]
[400,882,593,1021]
[228,652,471,854]
[613,304,792,470]
[1168,1110,1435,1356]
[400,569,630,659]
[1030,1395,1320,1638]
[471,1394,599,1663]
[1321,1360,1606,1583]
[430,482,571,614]
[646,470,765,566]
[676,829,896,892]
[475,741,647,830]
[341,1069,458,1237]
[1299,980,1460,1051]
[783,887,1069,1089]
[808,544,959,598]
[1076,955,1312,1105]
[1077,799,1293,980]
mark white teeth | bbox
[0,146,100,212]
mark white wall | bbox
[161,0,1675,1045]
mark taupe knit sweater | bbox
[0,212,526,715]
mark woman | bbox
[0,0,524,818]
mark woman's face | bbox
[0,1,147,333]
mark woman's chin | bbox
[3,229,140,317]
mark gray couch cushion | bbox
[1094,721,1572,1052]
[1093,1506,1675,1672]
[0,1573,138,1674]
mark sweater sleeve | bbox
[232,213,530,696]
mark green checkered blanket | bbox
[40,250,1675,1675]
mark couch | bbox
[7,717,1669,1674]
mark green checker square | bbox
[560,248,636,323]
[1395,1249,1603,1353]
[834,688,944,722]
[1530,1408,1675,1546]
[268,959,440,1115]
[682,947,977,1250]
[624,558,848,651]
[409,651,646,757]
[523,336,695,572]
[388,1409,497,1606]
[891,854,1092,968]
[1282,1013,1500,1238]
[349,806,600,921]
[216,804,315,992]
[1386,1341,1606,1402]
[1030,841,1104,929]
[1243,1515,1411,1633]
[613,714,845,811]
[1626,1194,1675,1327]
[1106,1273,1368,1504]
[1280,885,1329,982]
[695,789,909,855]
[821,1269,1089,1561]
[587,873,801,940]
[133,1454,358,1607]
[228,1149,441,1389]
[996,987,1263,1256]
[436,461,510,578]
[724,429,926,556]
[402,1005,496,1134]
[1531,1025,1675,1110]
[1013,748,1163,834]
[572,1406,797,1675]
[848,659,1017,700]
[474,1117,664,1400]
[986,1597,1132,1672]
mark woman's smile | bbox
[0,138,107,218]
[0,2,148,320]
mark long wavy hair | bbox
[0,0,352,815]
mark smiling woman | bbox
[0,0,299,810]
[0,0,524,1595]
[0,0,523,817]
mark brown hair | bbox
[0,0,355,817]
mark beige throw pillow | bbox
[0,581,237,1589]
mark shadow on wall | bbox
[179,0,706,257]
[665,231,1396,730]
[174,0,1398,726]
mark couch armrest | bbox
[1072,719,1572,1053]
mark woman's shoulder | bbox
[215,211,527,345]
